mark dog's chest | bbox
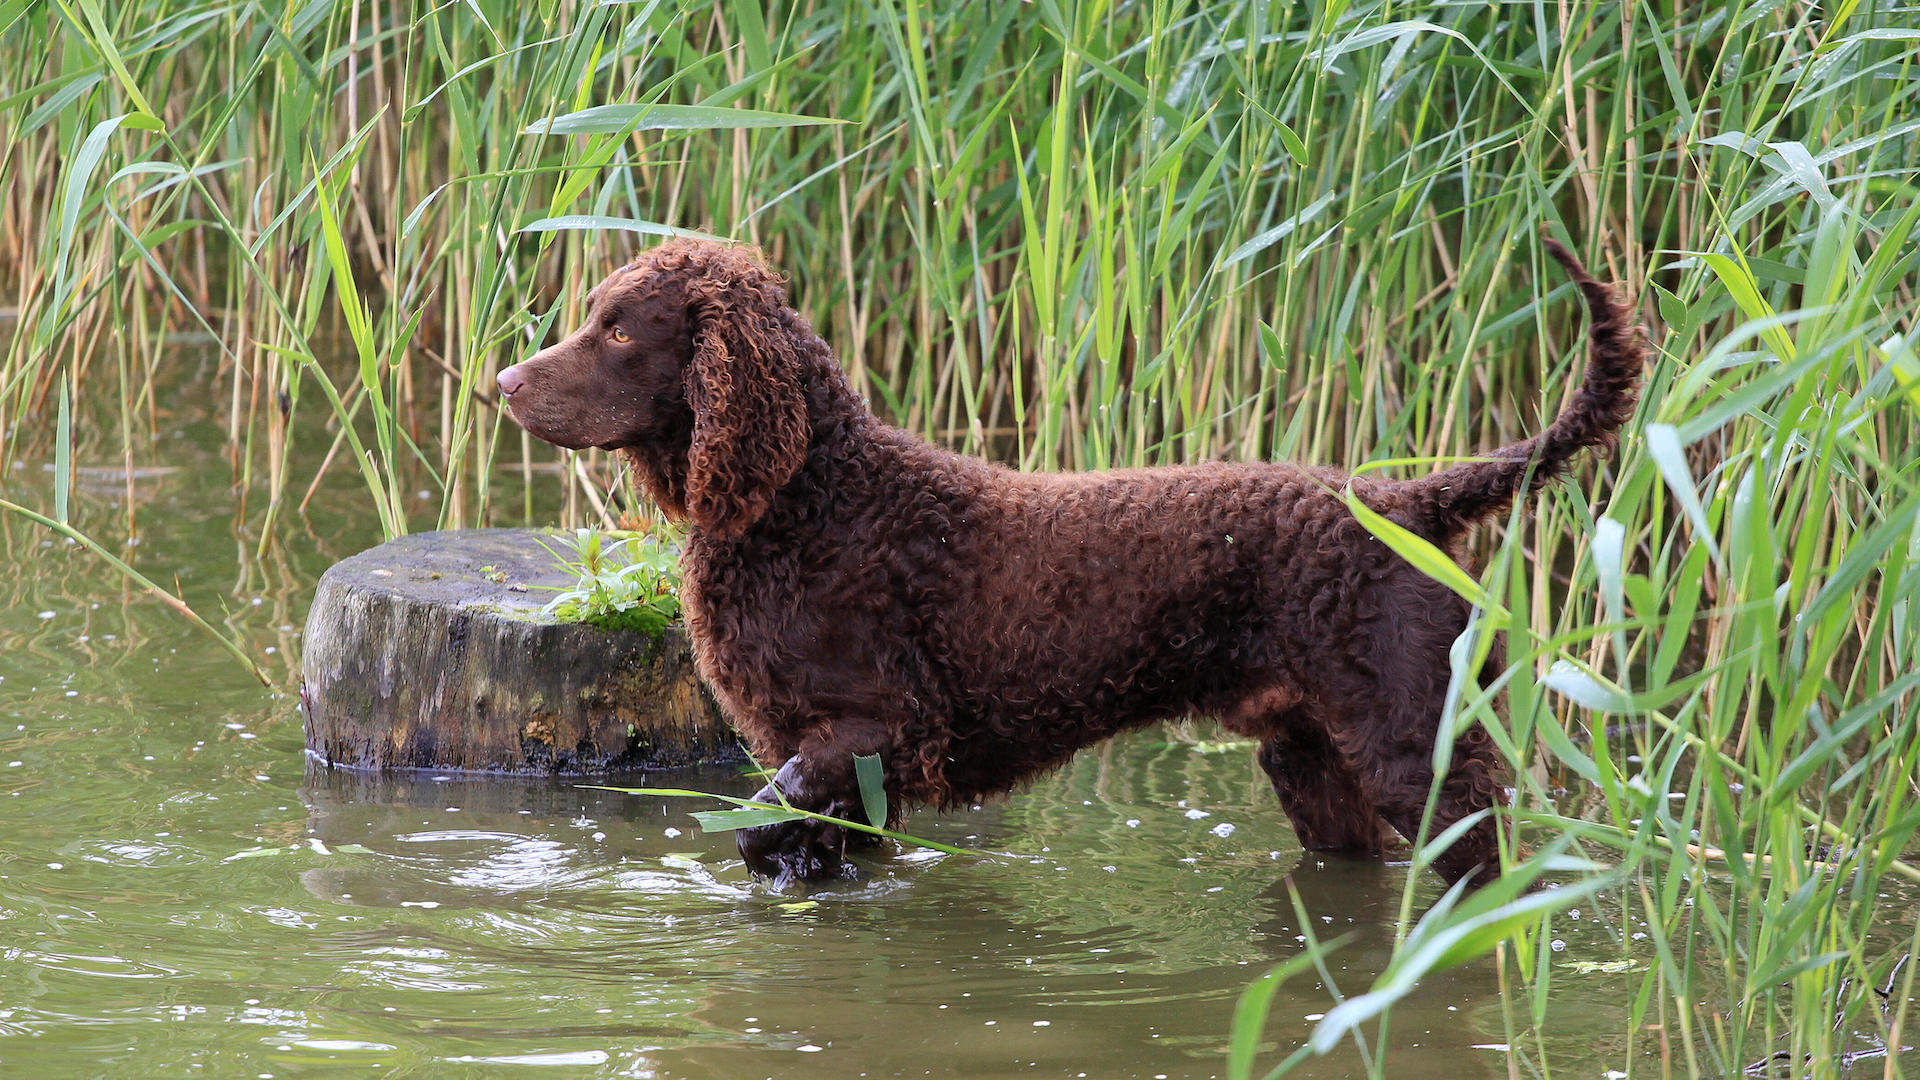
[679,534,906,717]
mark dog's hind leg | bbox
[1257,721,1401,857]
[1340,682,1507,888]
[1296,567,1510,887]
[1225,686,1397,857]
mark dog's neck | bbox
[796,344,874,445]
[618,438,691,523]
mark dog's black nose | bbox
[497,365,527,398]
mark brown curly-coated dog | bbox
[497,237,1645,889]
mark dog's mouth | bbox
[495,392,560,446]
[495,390,536,435]
[501,406,607,454]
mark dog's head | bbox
[498,239,811,539]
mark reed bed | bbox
[2,0,1916,1075]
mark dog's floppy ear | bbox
[682,268,809,540]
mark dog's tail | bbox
[1401,238,1646,540]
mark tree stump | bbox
[301,529,739,774]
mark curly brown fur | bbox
[498,237,1646,890]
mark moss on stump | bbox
[301,529,737,774]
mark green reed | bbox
[3,0,1917,1075]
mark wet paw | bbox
[738,812,854,887]
[735,764,859,886]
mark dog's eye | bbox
[611,327,630,344]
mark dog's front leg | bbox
[736,723,892,888]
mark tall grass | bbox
[2,0,1916,1075]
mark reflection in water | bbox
[285,760,1519,1078]
[0,653,1890,1080]
[4,643,1908,1080]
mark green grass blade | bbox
[522,102,846,136]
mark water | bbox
[0,362,1910,1078]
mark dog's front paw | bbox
[737,812,853,888]
[736,762,858,888]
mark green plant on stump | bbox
[537,528,683,638]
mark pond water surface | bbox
[1,357,1911,1079]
